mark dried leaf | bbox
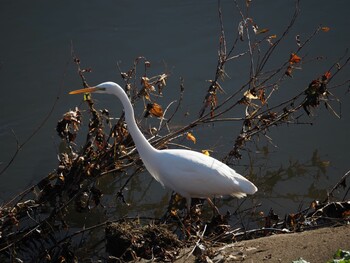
[289,53,301,64]
[157,74,168,86]
[58,173,65,182]
[146,103,163,118]
[238,96,250,105]
[256,28,269,34]
[285,65,293,77]
[186,132,196,144]
[141,76,155,92]
[143,92,151,101]
[323,71,331,80]
[310,200,319,210]
[266,34,277,45]
[47,172,57,181]
[260,111,277,125]
[288,213,296,227]
[252,22,269,35]
[170,209,178,217]
[342,210,350,218]
[120,72,128,79]
[202,150,210,156]
[57,108,82,141]
[244,90,258,100]
[252,24,258,34]
[258,89,266,104]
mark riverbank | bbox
[174,224,350,262]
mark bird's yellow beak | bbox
[69,87,99,95]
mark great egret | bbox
[69,82,257,212]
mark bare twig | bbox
[0,59,69,176]
[325,170,350,202]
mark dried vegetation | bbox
[1,0,350,262]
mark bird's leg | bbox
[206,197,220,215]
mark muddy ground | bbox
[173,224,350,262]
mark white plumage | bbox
[70,82,257,211]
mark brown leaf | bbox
[342,210,350,218]
[141,76,155,91]
[58,173,65,182]
[310,200,319,210]
[186,132,196,144]
[238,96,250,105]
[289,53,301,64]
[321,26,330,32]
[256,28,269,34]
[146,103,163,118]
[323,71,331,80]
[170,209,178,217]
[258,89,266,104]
[252,22,269,35]
[285,65,293,77]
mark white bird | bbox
[69,82,257,212]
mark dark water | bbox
[0,0,349,220]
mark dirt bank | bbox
[175,225,350,262]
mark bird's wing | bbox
[154,149,256,198]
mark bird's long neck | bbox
[115,87,158,160]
